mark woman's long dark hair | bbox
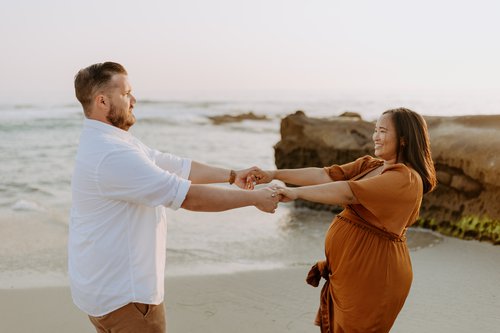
[383,108,437,194]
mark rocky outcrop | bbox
[274,111,500,244]
[208,112,269,125]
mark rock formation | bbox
[208,112,269,125]
[274,111,500,244]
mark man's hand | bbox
[253,187,280,213]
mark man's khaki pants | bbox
[88,302,166,333]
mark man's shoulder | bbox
[79,128,135,151]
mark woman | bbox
[251,108,437,332]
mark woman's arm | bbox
[276,181,359,206]
[251,167,333,186]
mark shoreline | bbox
[1,236,499,333]
[0,226,443,290]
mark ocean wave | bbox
[136,117,180,126]
[3,182,54,196]
[223,124,280,134]
[168,247,226,261]
[0,117,82,133]
[0,99,233,111]
[137,99,189,106]
[0,104,37,111]
[139,99,230,109]
[11,199,46,212]
[0,103,79,112]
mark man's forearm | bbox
[181,185,256,211]
[188,161,232,184]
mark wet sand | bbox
[1,236,499,333]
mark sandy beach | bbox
[0,235,499,333]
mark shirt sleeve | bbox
[96,148,191,209]
[347,164,419,222]
[152,150,192,179]
[324,155,376,181]
[135,139,192,179]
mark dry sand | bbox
[1,236,499,333]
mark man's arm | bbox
[188,161,258,188]
[181,185,279,213]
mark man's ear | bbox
[86,93,110,121]
[94,94,110,112]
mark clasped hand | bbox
[233,167,297,213]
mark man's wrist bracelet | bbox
[229,170,236,185]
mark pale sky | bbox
[1,0,499,103]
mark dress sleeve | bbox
[324,155,376,181]
[347,164,420,223]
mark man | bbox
[69,62,278,333]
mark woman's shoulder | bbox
[355,155,384,169]
[382,162,414,174]
[381,163,423,191]
[356,155,377,162]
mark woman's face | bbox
[373,113,399,163]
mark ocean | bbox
[1,94,497,288]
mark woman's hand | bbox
[275,186,298,202]
[234,166,262,189]
[246,169,275,189]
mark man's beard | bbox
[107,103,136,131]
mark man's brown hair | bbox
[74,62,127,117]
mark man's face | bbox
[105,74,136,131]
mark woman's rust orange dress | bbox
[307,155,423,333]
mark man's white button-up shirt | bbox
[69,119,191,316]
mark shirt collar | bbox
[83,118,132,140]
